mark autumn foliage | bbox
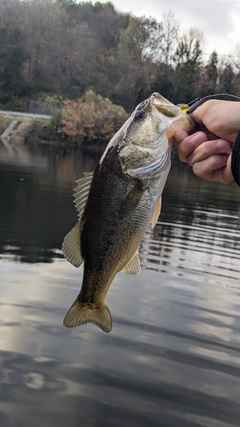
[60,90,128,143]
[2,0,240,128]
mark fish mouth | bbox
[150,92,181,117]
[150,92,196,132]
[125,148,171,179]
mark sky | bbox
[101,0,240,59]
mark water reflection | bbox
[1,260,240,426]
[0,143,101,263]
[0,142,240,426]
[1,143,240,267]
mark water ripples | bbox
[1,146,240,426]
[140,213,240,290]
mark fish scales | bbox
[80,147,161,302]
[62,92,195,332]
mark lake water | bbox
[0,142,240,427]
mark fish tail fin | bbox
[63,297,112,333]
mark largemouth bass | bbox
[62,92,194,332]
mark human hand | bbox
[175,100,240,183]
[175,130,233,183]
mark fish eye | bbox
[133,110,145,122]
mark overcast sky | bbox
[101,0,240,58]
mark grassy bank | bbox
[0,115,54,145]
[0,91,129,148]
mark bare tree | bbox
[159,11,179,66]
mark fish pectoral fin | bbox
[120,250,141,275]
[119,183,143,219]
[74,172,93,221]
[63,298,112,333]
[62,222,83,267]
[150,196,161,229]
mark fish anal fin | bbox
[62,222,83,267]
[74,172,93,221]
[121,250,141,275]
[63,298,112,333]
[150,196,162,229]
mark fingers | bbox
[175,131,208,162]
[193,154,233,183]
[192,154,226,181]
[175,130,234,183]
[187,138,231,167]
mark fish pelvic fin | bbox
[62,222,83,267]
[63,298,112,333]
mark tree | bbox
[110,16,163,110]
[56,0,78,11]
[19,0,67,92]
[201,50,219,95]
[171,28,205,102]
[0,0,27,105]
[157,11,179,66]
[217,60,237,94]
[173,28,204,67]
[61,89,128,143]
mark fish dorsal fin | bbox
[62,222,83,267]
[121,250,141,275]
[74,172,93,221]
[150,196,161,229]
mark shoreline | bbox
[0,114,108,149]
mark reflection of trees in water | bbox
[1,146,240,264]
[139,163,240,275]
[140,218,240,285]
[0,146,102,263]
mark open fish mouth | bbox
[125,148,171,179]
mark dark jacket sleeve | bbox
[231,133,240,186]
